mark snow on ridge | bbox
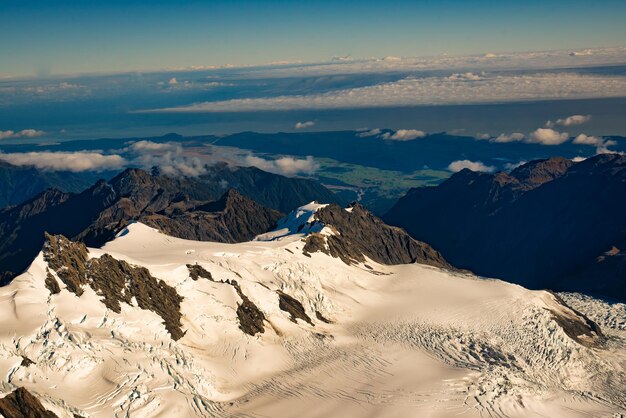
[1,215,625,417]
[255,201,329,241]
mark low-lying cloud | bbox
[128,140,319,177]
[0,129,46,140]
[546,114,591,128]
[127,141,209,177]
[295,121,315,129]
[573,134,618,154]
[448,160,496,173]
[380,129,426,141]
[527,128,570,145]
[243,155,318,176]
[356,128,382,138]
[0,151,127,172]
[493,132,525,143]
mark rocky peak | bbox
[303,203,452,269]
[196,188,246,213]
[509,157,573,190]
[3,188,71,219]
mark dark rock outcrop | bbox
[230,280,266,336]
[304,203,452,269]
[384,154,626,300]
[43,234,184,340]
[139,189,282,243]
[278,292,313,325]
[44,270,61,295]
[187,264,213,281]
[0,387,58,418]
[548,293,605,348]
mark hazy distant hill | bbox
[0,161,104,208]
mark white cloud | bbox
[504,161,527,170]
[475,133,491,140]
[128,140,208,177]
[448,160,496,173]
[493,132,525,143]
[332,55,352,62]
[447,72,483,81]
[573,134,619,154]
[128,140,179,152]
[0,151,127,172]
[168,77,178,85]
[546,114,591,128]
[527,128,569,145]
[295,121,315,129]
[0,130,14,140]
[380,129,426,141]
[356,128,382,138]
[572,156,587,162]
[141,72,626,113]
[0,129,46,140]
[243,155,318,176]
[126,140,320,178]
[572,133,603,146]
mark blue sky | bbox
[2,0,626,77]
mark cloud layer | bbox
[380,129,426,141]
[0,129,46,140]
[243,155,318,176]
[0,151,127,172]
[143,72,626,113]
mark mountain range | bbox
[0,166,341,285]
[0,199,622,417]
[384,153,626,300]
[0,159,342,214]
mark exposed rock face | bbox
[0,168,284,284]
[548,293,605,348]
[187,264,214,281]
[139,189,282,243]
[230,280,266,336]
[278,292,313,325]
[384,154,626,300]
[43,234,184,340]
[304,203,452,269]
[0,387,58,418]
[44,270,60,295]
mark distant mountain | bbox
[0,168,282,284]
[196,163,342,213]
[215,131,626,172]
[384,154,626,300]
[0,161,103,208]
[0,159,341,213]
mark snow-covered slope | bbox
[1,206,625,417]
